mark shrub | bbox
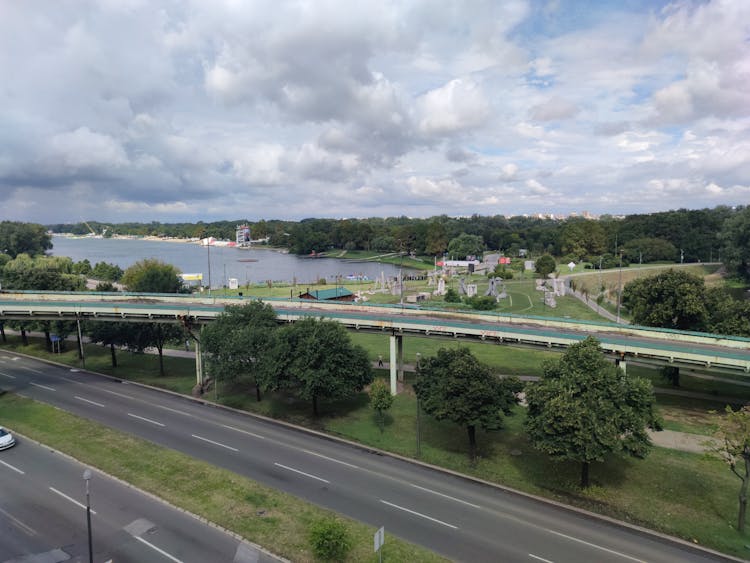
[466,295,497,310]
[309,517,352,561]
[444,287,461,302]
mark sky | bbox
[1,0,748,224]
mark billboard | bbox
[181,273,203,281]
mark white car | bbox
[0,427,16,450]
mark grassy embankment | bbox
[3,332,750,558]
[0,393,443,563]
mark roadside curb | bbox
[9,429,290,563]
[3,348,744,562]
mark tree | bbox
[621,269,708,330]
[267,318,373,416]
[120,259,185,374]
[709,406,750,532]
[706,288,750,337]
[534,254,556,278]
[121,258,183,293]
[447,233,484,260]
[202,301,279,401]
[0,221,52,258]
[92,261,123,282]
[1,254,85,291]
[525,337,661,487]
[719,206,750,282]
[621,237,677,263]
[88,321,130,367]
[414,348,521,461]
[369,379,394,431]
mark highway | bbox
[0,426,278,562]
[0,351,730,563]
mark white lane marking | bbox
[156,404,193,417]
[0,459,25,475]
[380,499,458,529]
[0,371,16,379]
[221,424,265,440]
[49,487,97,515]
[302,449,359,469]
[29,382,56,392]
[0,506,36,536]
[20,367,45,374]
[409,483,481,509]
[75,396,106,408]
[97,387,133,400]
[191,434,238,452]
[127,413,165,427]
[547,530,645,562]
[134,535,184,563]
[529,554,554,563]
[274,462,330,484]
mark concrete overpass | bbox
[1,290,749,393]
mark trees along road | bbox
[0,352,730,563]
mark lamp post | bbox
[616,251,623,324]
[83,469,93,563]
[415,352,422,458]
[206,239,212,295]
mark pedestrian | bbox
[185,339,190,351]
[377,354,384,367]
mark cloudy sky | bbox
[1,0,748,224]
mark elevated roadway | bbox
[1,291,749,392]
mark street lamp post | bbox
[83,469,93,563]
[616,251,623,324]
[415,353,422,458]
[206,240,212,295]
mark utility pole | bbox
[616,251,623,324]
[207,240,212,295]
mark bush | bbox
[444,287,461,302]
[309,517,352,561]
[465,295,497,310]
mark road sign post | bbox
[374,526,385,562]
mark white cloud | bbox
[417,78,490,135]
[0,0,748,223]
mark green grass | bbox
[0,393,444,563]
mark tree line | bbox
[43,205,750,282]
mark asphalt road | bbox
[0,352,731,563]
[0,430,278,563]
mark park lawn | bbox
[654,394,728,436]
[0,393,444,563]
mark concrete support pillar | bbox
[195,337,203,385]
[389,334,398,395]
[615,357,627,374]
[397,335,404,382]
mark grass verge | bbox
[0,393,444,563]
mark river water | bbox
[50,236,410,288]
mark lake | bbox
[50,236,410,288]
